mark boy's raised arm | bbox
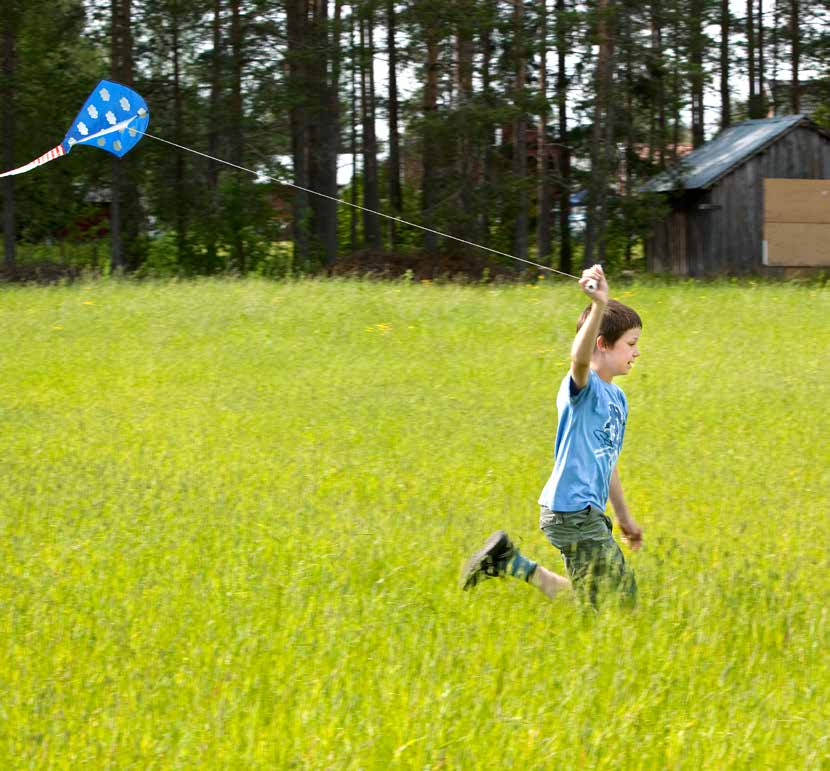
[569,265,608,390]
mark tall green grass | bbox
[0,277,827,768]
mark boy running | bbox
[461,265,643,606]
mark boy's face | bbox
[600,327,641,376]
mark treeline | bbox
[0,0,827,277]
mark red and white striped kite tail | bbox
[0,144,66,178]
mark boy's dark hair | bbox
[577,299,642,347]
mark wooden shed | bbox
[641,115,830,276]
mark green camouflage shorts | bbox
[540,505,637,607]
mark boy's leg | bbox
[600,537,638,606]
[528,564,571,599]
[562,537,637,608]
[542,506,637,607]
[461,530,570,598]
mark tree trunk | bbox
[622,2,634,262]
[421,25,439,252]
[208,0,222,191]
[790,0,799,113]
[1,4,15,269]
[479,0,496,241]
[771,0,781,114]
[359,10,381,249]
[670,10,680,162]
[308,0,340,265]
[747,0,760,117]
[720,0,731,128]
[172,12,188,268]
[555,0,572,275]
[512,0,528,264]
[229,0,244,271]
[597,2,617,264]
[206,0,222,269]
[536,0,553,264]
[349,8,358,251]
[455,1,475,243]
[110,0,134,273]
[584,0,615,266]
[651,3,666,167]
[758,0,766,115]
[287,0,310,266]
[690,0,705,147]
[386,0,402,246]
[327,0,343,262]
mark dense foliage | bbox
[1,0,828,276]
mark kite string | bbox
[139,130,583,281]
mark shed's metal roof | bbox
[640,114,814,193]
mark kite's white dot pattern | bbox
[61,80,149,158]
[3,79,150,176]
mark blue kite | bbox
[0,79,149,178]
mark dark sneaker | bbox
[460,530,515,590]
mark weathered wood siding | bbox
[686,189,717,275]
[646,123,830,275]
[646,206,687,274]
[709,160,764,273]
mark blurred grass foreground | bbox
[0,277,827,768]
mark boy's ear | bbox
[596,334,609,352]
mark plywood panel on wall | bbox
[765,179,830,224]
[764,178,830,266]
[763,223,830,266]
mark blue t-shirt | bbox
[538,369,628,513]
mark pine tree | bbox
[386,0,403,245]
[1,1,17,268]
[789,0,800,112]
[555,0,573,274]
[689,0,706,146]
[536,0,553,264]
[287,0,311,266]
[583,0,617,266]
[110,0,135,272]
[359,1,381,249]
[720,0,731,127]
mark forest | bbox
[1,0,828,278]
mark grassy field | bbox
[0,277,827,769]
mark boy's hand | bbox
[580,264,608,304]
[618,516,643,551]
